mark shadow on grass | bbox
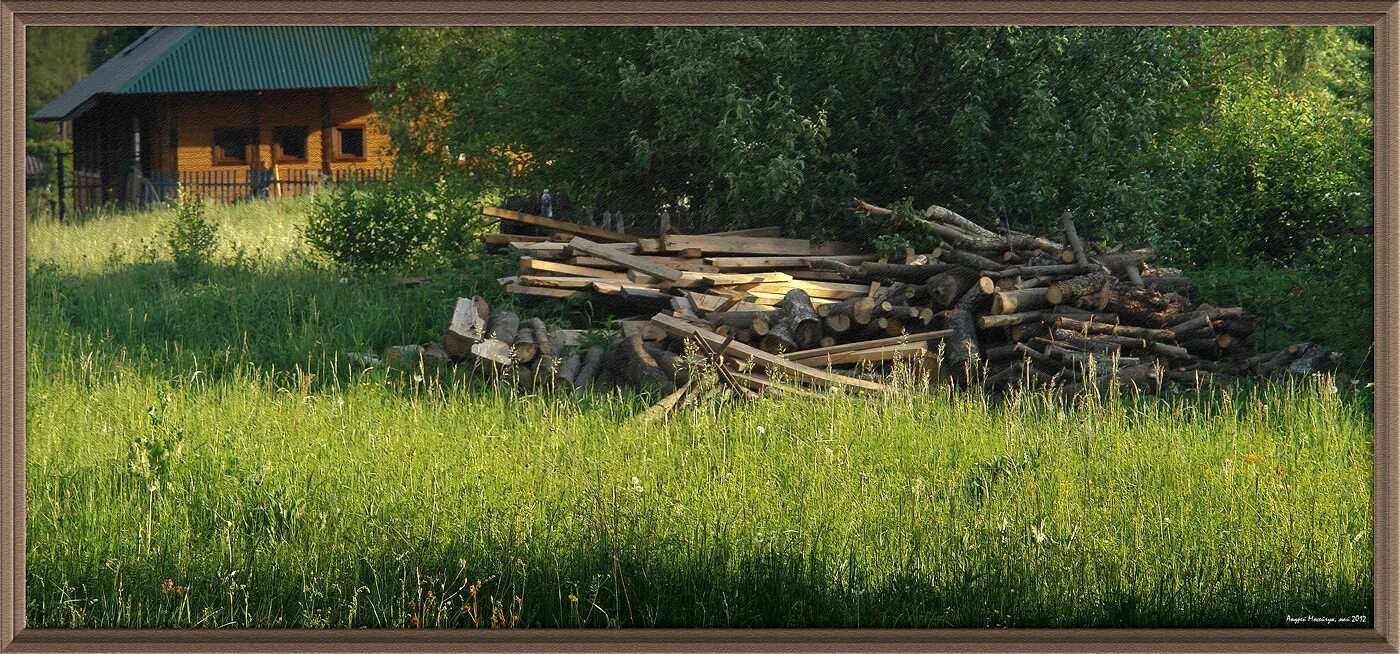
[26,256,542,390]
[26,527,1372,629]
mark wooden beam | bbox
[519,275,616,289]
[504,284,581,299]
[483,206,641,243]
[569,237,685,282]
[650,313,887,392]
[567,255,715,272]
[520,258,629,279]
[661,234,813,256]
[704,254,878,270]
[703,225,785,237]
[481,233,550,245]
[782,329,952,361]
[791,341,931,368]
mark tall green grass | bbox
[25,199,1373,628]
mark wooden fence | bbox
[64,166,392,214]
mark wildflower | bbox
[756,426,766,435]
[630,476,644,493]
[1243,453,1264,465]
[568,594,578,604]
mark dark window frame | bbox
[211,127,250,166]
[331,124,367,162]
[271,125,310,164]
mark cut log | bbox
[571,346,608,394]
[443,297,488,359]
[1059,210,1088,266]
[933,247,1007,272]
[925,267,981,309]
[759,289,823,354]
[945,286,988,379]
[469,339,513,366]
[978,311,1047,330]
[991,288,1050,315]
[1045,272,1112,306]
[1053,316,1175,340]
[513,321,540,363]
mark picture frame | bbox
[2,2,1396,651]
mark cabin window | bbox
[332,125,366,161]
[212,128,249,165]
[272,126,309,163]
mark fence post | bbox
[55,151,67,222]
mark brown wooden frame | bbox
[270,125,310,164]
[329,123,367,163]
[2,2,1397,653]
[209,127,250,167]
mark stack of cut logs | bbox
[379,200,1341,410]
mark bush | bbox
[302,178,487,272]
[166,195,219,275]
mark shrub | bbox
[303,178,487,272]
[166,194,219,275]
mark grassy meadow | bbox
[25,197,1374,628]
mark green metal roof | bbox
[34,26,372,121]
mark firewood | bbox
[443,297,489,359]
[571,346,608,394]
[945,286,987,379]
[991,288,1050,315]
[1059,210,1088,266]
[1045,272,1112,306]
[925,267,981,309]
[490,310,523,345]
[978,311,1047,330]
[514,320,541,363]
[933,246,1007,272]
[757,289,823,354]
[1053,316,1174,340]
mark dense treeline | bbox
[369,27,1371,268]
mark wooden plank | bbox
[788,270,850,282]
[704,254,878,270]
[743,290,839,306]
[703,225,785,238]
[519,275,615,289]
[504,284,581,299]
[513,241,638,258]
[569,237,685,282]
[667,271,796,288]
[783,329,953,361]
[480,232,549,245]
[791,342,931,368]
[650,313,886,392]
[520,258,629,280]
[619,320,667,342]
[483,206,641,243]
[741,280,871,300]
[568,255,715,272]
[660,234,813,256]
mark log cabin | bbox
[32,26,391,209]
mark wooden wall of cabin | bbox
[171,88,390,177]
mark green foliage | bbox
[302,178,489,272]
[25,27,102,141]
[166,196,219,276]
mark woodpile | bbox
[377,199,1342,408]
